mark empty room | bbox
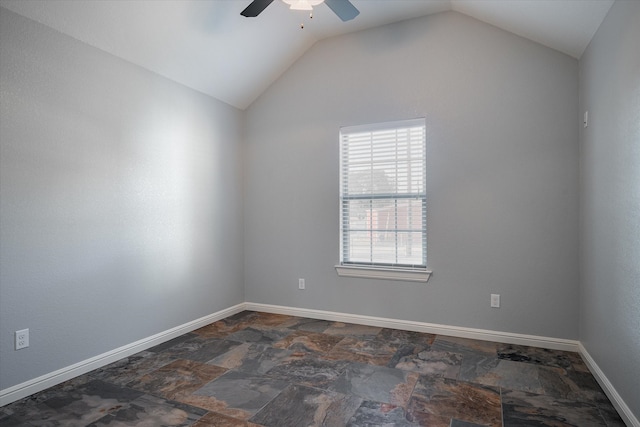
[0,0,638,426]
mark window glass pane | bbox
[396,232,424,265]
[346,231,372,264]
[340,119,426,269]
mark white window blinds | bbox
[340,118,427,269]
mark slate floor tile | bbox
[457,350,501,384]
[407,376,502,427]
[565,352,591,372]
[451,419,490,427]
[177,371,288,420]
[462,358,544,394]
[376,328,436,347]
[0,413,25,427]
[88,394,207,426]
[328,361,419,408]
[431,336,498,356]
[249,384,362,427]
[323,336,398,366]
[404,412,452,427]
[128,359,227,400]
[192,323,246,340]
[249,312,302,330]
[192,312,258,339]
[322,322,382,338]
[290,318,335,333]
[391,348,463,379]
[193,411,264,426]
[597,403,627,427]
[5,379,144,427]
[347,400,419,427]
[501,388,607,426]
[387,343,430,368]
[538,364,609,404]
[89,351,175,386]
[148,334,197,353]
[265,355,348,388]
[158,337,243,363]
[207,342,293,375]
[3,312,628,427]
[224,311,258,322]
[497,344,573,369]
[224,327,291,345]
[1,375,94,415]
[272,330,343,354]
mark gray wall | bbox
[244,11,580,339]
[0,8,244,390]
[579,0,640,418]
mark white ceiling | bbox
[0,0,614,110]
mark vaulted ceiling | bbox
[0,0,614,110]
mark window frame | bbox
[335,118,432,282]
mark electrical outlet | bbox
[298,278,305,290]
[491,294,500,308]
[15,329,29,350]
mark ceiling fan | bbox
[241,0,360,22]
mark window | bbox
[336,118,431,282]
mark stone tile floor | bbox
[0,311,627,426]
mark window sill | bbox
[335,265,432,282]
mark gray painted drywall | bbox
[245,11,580,339]
[579,0,640,418]
[0,8,244,390]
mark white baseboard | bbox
[244,302,580,352]
[578,343,639,427]
[0,303,246,407]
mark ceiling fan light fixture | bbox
[282,0,324,11]
[241,0,358,22]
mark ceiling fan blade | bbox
[324,0,359,21]
[241,0,275,17]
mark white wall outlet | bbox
[15,329,29,350]
[491,294,500,308]
[298,278,305,290]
